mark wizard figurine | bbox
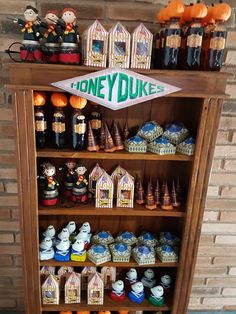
[60,159,76,197]
[13,5,42,62]
[39,162,59,206]
[40,10,60,63]
[71,163,88,203]
[58,8,80,64]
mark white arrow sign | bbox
[52,68,181,110]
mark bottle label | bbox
[90,119,101,130]
[52,122,65,133]
[187,34,202,48]
[166,35,181,48]
[210,37,226,50]
[35,121,47,132]
[74,123,86,134]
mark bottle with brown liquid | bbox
[155,7,168,68]
[89,106,102,145]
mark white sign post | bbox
[52,68,181,111]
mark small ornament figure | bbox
[57,228,70,243]
[71,163,88,203]
[110,280,126,301]
[71,239,86,262]
[75,229,91,250]
[145,180,157,210]
[154,179,161,206]
[39,162,59,206]
[13,5,42,62]
[113,121,124,151]
[70,95,87,150]
[87,272,104,305]
[54,238,70,262]
[65,221,77,241]
[96,171,114,208]
[39,237,55,260]
[80,222,92,234]
[42,225,56,244]
[51,93,68,149]
[40,10,60,63]
[104,122,116,153]
[87,121,99,152]
[33,91,47,148]
[123,120,129,140]
[61,159,76,197]
[160,274,171,294]
[65,272,81,304]
[141,269,156,288]
[128,282,145,303]
[136,177,145,205]
[161,183,173,211]
[148,285,164,307]
[171,180,181,208]
[58,8,80,64]
[42,274,59,305]
[124,268,137,291]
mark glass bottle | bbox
[52,107,66,149]
[72,110,86,150]
[35,106,47,148]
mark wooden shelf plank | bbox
[37,149,193,161]
[41,292,172,311]
[38,202,185,217]
[40,257,179,268]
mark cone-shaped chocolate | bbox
[136,177,145,205]
[176,177,183,202]
[154,179,161,206]
[87,121,99,152]
[111,120,116,137]
[145,180,157,210]
[171,180,181,208]
[123,120,129,140]
[104,122,116,153]
[113,121,124,151]
[100,120,105,150]
[161,183,173,211]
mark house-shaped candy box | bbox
[42,274,59,305]
[87,272,104,305]
[65,272,81,304]
[101,266,116,289]
[117,171,134,208]
[96,171,114,208]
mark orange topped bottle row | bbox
[155,0,231,71]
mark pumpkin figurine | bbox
[34,91,47,148]
[70,95,87,150]
[58,8,80,64]
[51,93,68,149]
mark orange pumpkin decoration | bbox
[190,0,207,20]
[33,91,46,107]
[202,4,215,25]
[51,92,68,108]
[212,0,231,22]
[76,311,90,314]
[181,4,193,24]
[118,311,129,314]
[98,311,111,314]
[60,311,72,314]
[70,95,87,109]
[166,0,184,20]
[157,7,165,24]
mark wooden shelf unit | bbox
[6,61,230,314]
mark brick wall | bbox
[0,0,235,311]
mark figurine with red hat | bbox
[58,8,80,64]
[71,163,88,203]
[40,10,60,63]
[13,5,42,62]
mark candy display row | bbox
[40,222,179,264]
[41,266,172,306]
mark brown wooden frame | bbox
[6,61,230,314]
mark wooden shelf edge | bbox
[36,149,193,161]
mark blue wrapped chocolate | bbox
[132,244,155,265]
[176,137,195,156]
[128,282,145,303]
[115,231,137,246]
[92,231,114,245]
[147,136,176,155]
[163,123,189,145]
[159,232,180,247]
[54,238,70,262]
[137,121,163,143]
[87,244,111,265]
[125,136,147,153]
[110,242,131,262]
[156,244,178,263]
[138,232,158,247]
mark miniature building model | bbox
[131,23,153,69]
[81,266,97,290]
[42,274,59,305]
[117,171,134,208]
[89,163,104,195]
[96,171,114,208]
[65,272,81,304]
[40,266,56,283]
[109,22,131,68]
[101,266,116,289]
[83,20,108,67]
[111,165,126,198]
[87,272,104,305]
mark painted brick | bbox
[205,199,236,211]
[203,297,236,306]
[0,124,15,138]
[198,245,236,256]
[213,257,236,266]
[0,278,12,287]
[212,159,223,171]
[0,221,20,232]
[213,146,236,158]
[220,211,236,222]
[232,132,236,143]
[0,256,12,265]
[219,116,236,130]
[201,224,236,234]
[203,211,219,222]
[0,109,13,121]
[216,131,229,144]
[188,298,201,306]
[0,196,18,206]
[0,267,22,277]
[215,235,236,244]
[223,159,236,171]
[14,256,22,266]
[226,50,236,66]
[222,288,236,296]
[11,209,19,220]
[221,186,236,198]
[226,84,236,99]
[229,267,236,275]
[199,235,214,244]
[196,257,212,267]
[0,299,16,308]
[4,182,18,194]
[191,287,221,297]
[206,277,236,287]
[12,278,24,287]
[0,139,15,151]
[0,168,17,180]
[0,234,14,244]
[194,267,227,277]
[108,3,156,21]
[223,101,236,113]
[192,277,205,286]
[207,186,219,197]
[0,182,4,192]
[15,233,20,244]
[0,154,16,165]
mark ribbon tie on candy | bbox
[64,23,75,34]
[21,21,33,33]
